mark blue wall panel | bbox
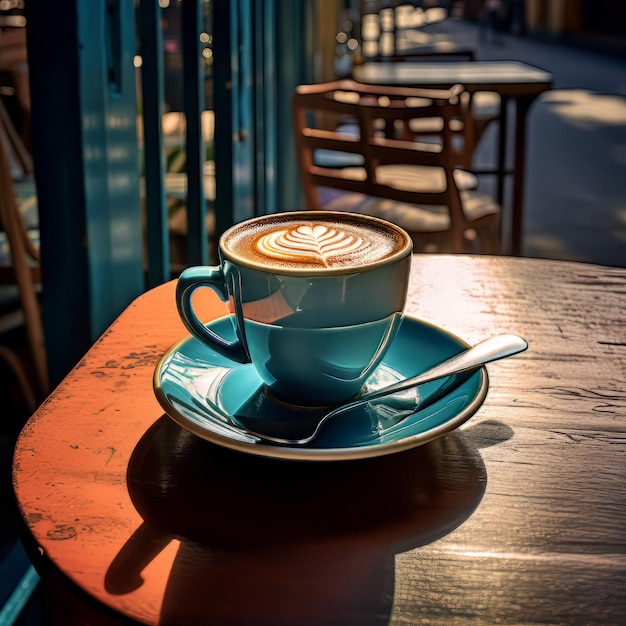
[26,0,144,385]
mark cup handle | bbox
[176,265,250,364]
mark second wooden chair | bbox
[291,80,501,254]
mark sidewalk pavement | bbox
[421,17,626,268]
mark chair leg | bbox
[14,264,48,396]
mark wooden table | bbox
[352,61,554,255]
[13,256,626,625]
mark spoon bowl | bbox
[231,333,528,446]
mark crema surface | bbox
[223,214,407,270]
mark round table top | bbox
[13,255,626,625]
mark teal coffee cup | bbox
[176,211,412,406]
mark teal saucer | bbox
[153,315,488,461]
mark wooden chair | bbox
[291,80,501,254]
[0,98,47,408]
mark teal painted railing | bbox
[25,0,314,386]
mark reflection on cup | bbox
[244,313,403,406]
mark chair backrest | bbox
[291,79,470,248]
[0,98,47,399]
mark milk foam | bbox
[223,214,407,270]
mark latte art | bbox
[255,225,368,267]
[222,212,410,271]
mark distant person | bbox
[480,0,503,44]
[508,0,524,36]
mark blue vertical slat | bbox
[25,0,144,385]
[181,0,207,266]
[212,0,255,231]
[275,0,315,213]
[212,0,236,239]
[138,0,169,287]
[208,0,319,246]
[233,0,254,223]
[254,0,276,216]
[81,0,144,337]
[25,2,90,385]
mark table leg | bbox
[496,95,509,208]
[511,96,534,256]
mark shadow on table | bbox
[106,416,513,625]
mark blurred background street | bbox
[423,14,626,267]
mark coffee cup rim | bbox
[219,211,413,274]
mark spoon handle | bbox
[328,333,528,418]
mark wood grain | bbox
[12,255,626,625]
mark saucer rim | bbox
[153,315,489,462]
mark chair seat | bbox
[328,163,477,192]
[377,164,478,192]
[318,187,499,233]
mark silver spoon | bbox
[232,333,528,446]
